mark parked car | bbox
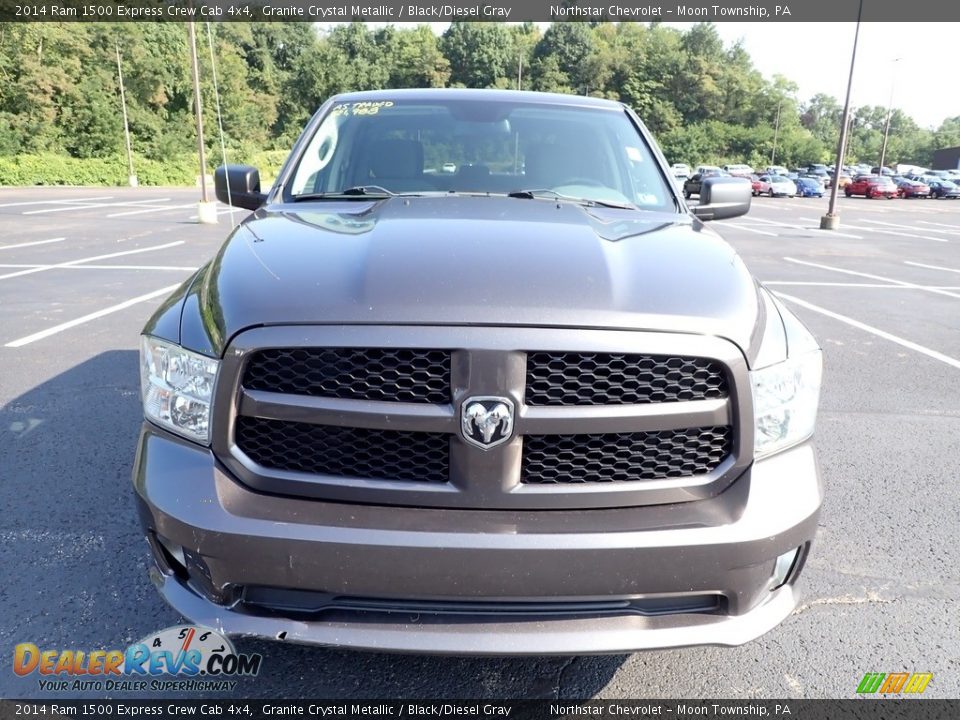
[845,175,898,199]
[696,164,723,176]
[893,177,931,198]
[135,88,822,656]
[765,165,789,176]
[683,169,728,198]
[928,179,960,199]
[671,163,691,179]
[830,172,853,189]
[803,169,831,188]
[750,174,771,197]
[722,163,754,178]
[758,174,797,197]
[794,177,824,198]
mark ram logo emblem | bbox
[460,397,514,450]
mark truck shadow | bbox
[0,351,625,699]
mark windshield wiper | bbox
[507,189,638,210]
[293,185,400,201]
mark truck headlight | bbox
[140,336,220,444]
[750,349,822,458]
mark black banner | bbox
[1,700,959,720]
[0,0,958,23]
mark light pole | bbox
[770,99,782,166]
[878,57,902,175]
[821,0,863,231]
[188,21,217,224]
[115,41,137,188]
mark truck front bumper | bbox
[133,424,822,655]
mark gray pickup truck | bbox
[134,89,823,655]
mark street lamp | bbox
[188,21,217,224]
[878,58,902,175]
[770,99,782,166]
[821,0,864,231]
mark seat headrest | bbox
[367,139,424,179]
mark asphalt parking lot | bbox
[1,186,958,700]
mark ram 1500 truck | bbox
[134,89,823,655]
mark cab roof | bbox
[327,88,626,110]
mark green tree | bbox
[441,23,513,88]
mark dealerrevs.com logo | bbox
[13,625,262,692]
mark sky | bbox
[321,22,960,129]
[684,22,960,129]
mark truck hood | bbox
[183,196,761,357]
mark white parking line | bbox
[774,292,960,371]
[0,263,196,271]
[5,285,181,348]
[22,198,172,215]
[919,220,960,229]
[783,257,960,300]
[764,281,960,289]
[106,203,196,218]
[904,261,960,275]
[748,217,863,239]
[0,196,114,208]
[0,237,67,251]
[859,218,960,236]
[0,241,184,281]
[794,217,947,242]
[188,206,236,220]
[717,222,778,236]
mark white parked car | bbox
[759,174,797,197]
[722,163,754,178]
[670,163,691,178]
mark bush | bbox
[0,150,291,188]
[0,153,199,187]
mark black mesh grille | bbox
[525,352,728,406]
[235,417,449,483]
[521,427,732,484]
[243,348,450,404]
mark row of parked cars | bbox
[672,162,960,201]
[845,174,960,199]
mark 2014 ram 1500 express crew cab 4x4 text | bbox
[134,89,823,655]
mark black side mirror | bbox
[214,165,267,211]
[691,176,752,221]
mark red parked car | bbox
[845,175,898,199]
[894,177,931,198]
[750,174,770,197]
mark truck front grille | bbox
[521,427,732,484]
[525,352,727,406]
[221,327,746,509]
[243,348,450,404]
[235,417,449,483]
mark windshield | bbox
[288,98,672,210]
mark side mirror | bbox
[690,176,752,221]
[214,165,267,211]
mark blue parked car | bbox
[795,177,824,198]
